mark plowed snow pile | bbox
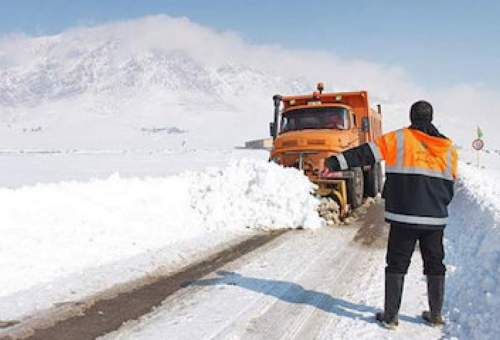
[0,159,321,320]
[446,163,500,339]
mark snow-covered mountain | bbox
[0,17,312,149]
[0,15,498,150]
[0,51,305,148]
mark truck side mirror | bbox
[269,122,276,138]
[361,117,370,132]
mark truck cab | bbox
[269,83,383,215]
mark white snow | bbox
[444,162,500,339]
[0,158,321,320]
[99,211,441,340]
[0,148,269,188]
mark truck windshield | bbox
[280,107,350,133]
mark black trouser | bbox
[386,223,446,275]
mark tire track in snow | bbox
[207,231,343,340]
[99,201,443,340]
[100,230,332,340]
[230,235,351,340]
[282,244,363,340]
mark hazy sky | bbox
[1,0,499,90]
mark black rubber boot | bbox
[376,273,405,329]
[422,275,445,326]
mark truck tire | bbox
[348,167,364,209]
[364,162,380,198]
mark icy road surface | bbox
[101,203,441,340]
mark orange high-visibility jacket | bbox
[327,128,458,227]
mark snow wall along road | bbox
[445,164,500,339]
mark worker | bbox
[321,101,457,329]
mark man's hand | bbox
[319,167,335,178]
[318,157,340,178]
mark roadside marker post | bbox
[472,138,484,168]
[473,126,485,168]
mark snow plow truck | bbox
[269,83,383,217]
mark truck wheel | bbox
[364,163,380,198]
[348,168,364,209]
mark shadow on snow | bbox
[190,271,421,325]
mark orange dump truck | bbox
[269,83,383,216]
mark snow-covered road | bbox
[101,203,441,340]
[1,153,497,339]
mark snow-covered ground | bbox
[0,148,268,188]
[2,154,499,339]
[100,206,440,340]
[92,161,500,340]
[0,157,322,321]
[444,161,500,339]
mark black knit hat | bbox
[410,100,433,123]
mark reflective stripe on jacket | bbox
[327,128,457,228]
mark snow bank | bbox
[186,159,322,230]
[445,163,500,339]
[0,159,321,318]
